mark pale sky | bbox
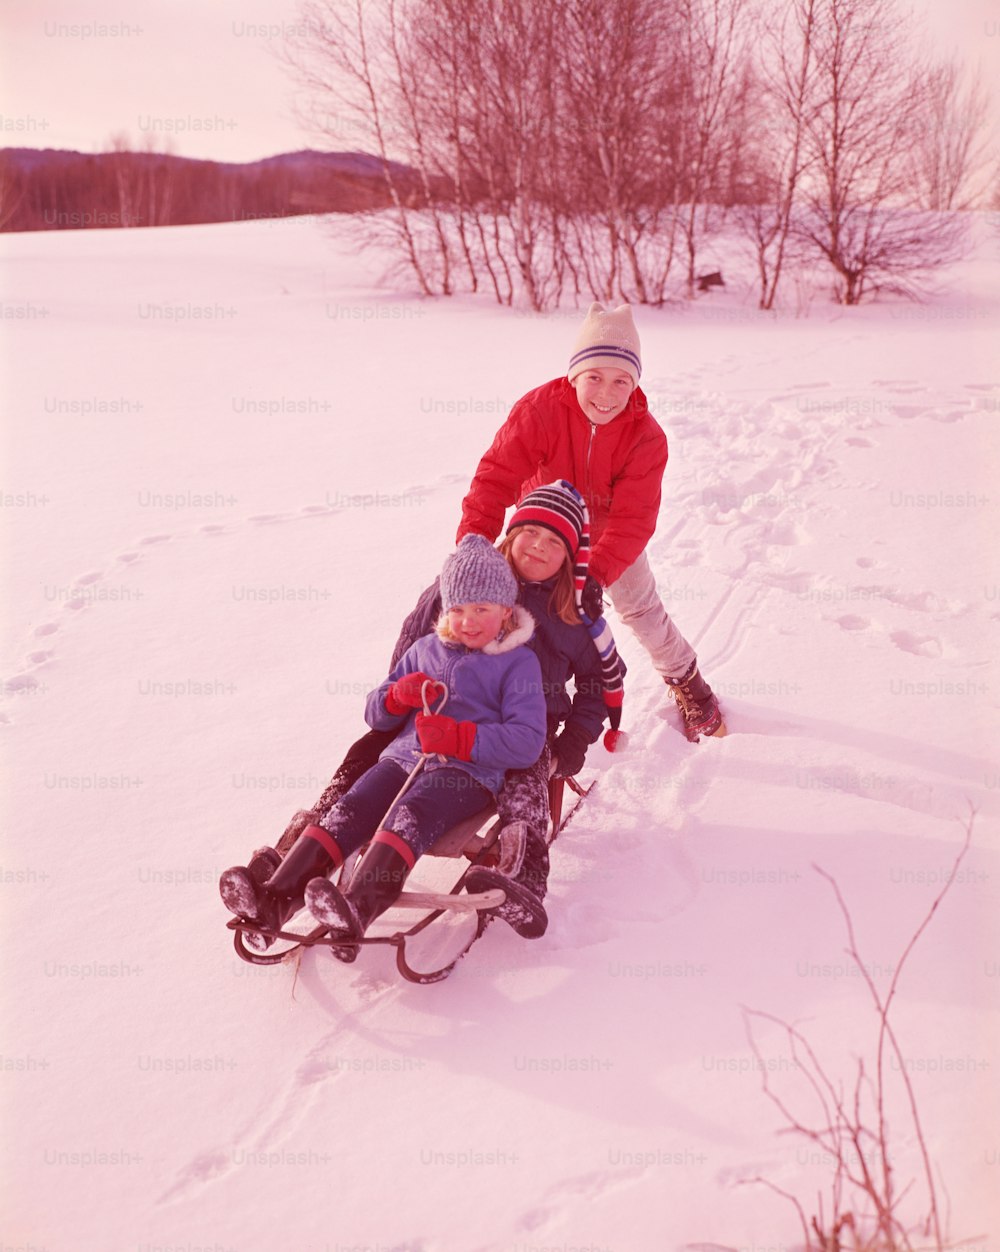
[2,0,999,163]
[1,0,312,161]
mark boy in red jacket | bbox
[458,302,725,741]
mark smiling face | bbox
[445,602,509,649]
[508,524,570,583]
[571,366,635,425]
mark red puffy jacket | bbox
[457,377,668,587]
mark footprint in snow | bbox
[34,622,59,637]
[551,900,618,949]
[882,587,948,614]
[890,630,942,658]
[139,533,171,545]
[515,1165,646,1234]
[295,1054,344,1085]
[762,520,807,547]
[157,1147,231,1203]
[4,674,41,693]
[758,569,815,595]
[845,436,875,447]
[834,614,869,631]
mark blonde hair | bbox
[498,534,581,627]
[435,605,516,645]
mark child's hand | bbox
[415,713,476,761]
[551,729,588,777]
[386,672,440,714]
[581,574,604,620]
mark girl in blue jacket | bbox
[221,535,548,956]
[383,480,625,914]
[305,480,623,915]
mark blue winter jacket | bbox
[391,575,609,748]
[366,608,547,796]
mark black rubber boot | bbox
[463,864,548,938]
[665,660,726,741]
[305,838,411,964]
[220,826,340,949]
[461,819,548,939]
[511,828,550,902]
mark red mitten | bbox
[386,671,439,715]
[415,713,476,761]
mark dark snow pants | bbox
[286,729,552,900]
[316,758,493,864]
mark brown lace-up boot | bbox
[665,661,727,742]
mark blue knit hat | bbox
[440,534,518,610]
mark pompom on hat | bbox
[507,480,627,749]
[567,302,642,388]
[440,534,518,611]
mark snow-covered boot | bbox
[249,845,282,883]
[665,660,726,742]
[220,825,341,949]
[462,822,548,939]
[305,836,411,963]
[513,827,550,902]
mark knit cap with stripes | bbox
[507,480,625,731]
[567,302,642,387]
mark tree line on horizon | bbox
[284,0,997,308]
[0,142,414,235]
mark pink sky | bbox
[2,0,998,164]
[1,0,313,162]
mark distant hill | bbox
[0,147,419,232]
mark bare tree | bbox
[282,0,974,310]
[909,60,993,212]
[742,811,977,1249]
[735,0,819,309]
[0,153,25,232]
[105,132,177,227]
[284,0,442,296]
[793,0,967,304]
[674,0,753,297]
[461,0,566,311]
[559,0,675,304]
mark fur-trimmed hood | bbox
[366,616,548,796]
[482,604,535,655]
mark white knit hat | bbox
[567,302,642,386]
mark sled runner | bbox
[227,773,593,983]
[227,805,504,982]
[226,676,595,982]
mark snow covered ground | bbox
[2,213,998,1252]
